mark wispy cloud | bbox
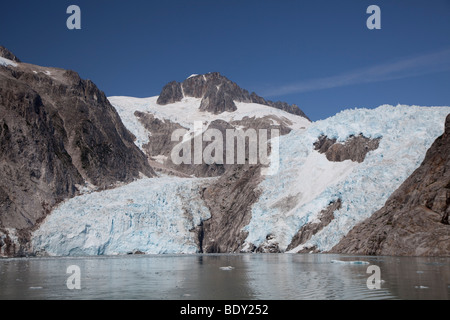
[263,48,450,97]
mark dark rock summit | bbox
[157,72,309,119]
[331,114,450,256]
[156,81,183,105]
[0,46,21,62]
[0,48,155,256]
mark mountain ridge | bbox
[157,72,310,119]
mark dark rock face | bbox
[199,87,237,113]
[0,49,154,256]
[140,114,289,178]
[331,114,450,256]
[287,199,342,252]
[156,81,183,105]
[156,72,309,118]
[0,46,21,62]
[200,165,263,253]
[184,72,252,106]
[314,134,381,163]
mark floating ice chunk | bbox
[415,286,429,289]
[330,260,370,265]
[29,287,43,290]
[219,266,235,271]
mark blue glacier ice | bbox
[32,176,213,256]
[243,105,450,252]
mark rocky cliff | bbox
[0,48,154,256]
[331,114,450,256]
[200,164,263,253]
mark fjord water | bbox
[0,254,448,300]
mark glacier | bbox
[30,104,450,256]
[32,176,213,256]
[243,105,450,252]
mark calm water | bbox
[0,254,449,300]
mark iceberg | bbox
[330,260,370,265]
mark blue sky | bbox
[1,0,449,121]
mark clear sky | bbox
[1,0,449,121]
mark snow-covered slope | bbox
[32,176,213,256]
[108,96,311,150]
[0,56,17,67]
[242,105,450,253]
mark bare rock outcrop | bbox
[287,199,342,252]
[138,114,288,178]
[314,134,381,163]
[199,165,263,253]
[331,114,450,256]
[156,81,183,105]
[134,111,187,157]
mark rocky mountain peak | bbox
[157,72,309,119]
[0,46,21,63]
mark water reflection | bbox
[375,256,450,300]
[0,254,449,300]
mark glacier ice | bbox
[32,176,213,256]
[0,57,17,67]
[31,104,450,256]
[243,105,450,252]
